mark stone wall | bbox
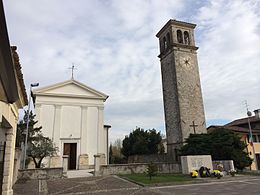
[213,160,234,171]
[100,163,181,176]
[13,148,22,185]
[17,168,64,180]
[128,154,168,163]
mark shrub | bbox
[147,162,158,180]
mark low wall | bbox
[213,160,234,171]
[128,154,168,163]
[100,163,181,175]
[18,168,64,180]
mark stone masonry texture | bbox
[157,20,207,161]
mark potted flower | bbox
[213,170,223,179]
[190,170,198,178]
[229,169,236,177]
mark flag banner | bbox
[249,132,253,147]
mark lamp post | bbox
[247,110,258,170]
[22,83,39,169]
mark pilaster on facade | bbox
[97,106,105,155]
[80,106,88,154]
[2,130,15,195]
[52,105,62,144]
[34,104,41,126]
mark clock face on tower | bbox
[180,56,192,70]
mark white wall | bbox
[40,105,55,138]
[35,85,107,166]
[60,106,81,138]
[86,107,98,165]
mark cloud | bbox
[194,0,260,121]
[3,0,260,142]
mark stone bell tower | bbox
[156,19,207,161]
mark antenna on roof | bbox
[68,63,77,80]
[244,100,252,116]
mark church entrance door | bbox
[63,143,77,170]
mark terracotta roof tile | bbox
[225,116,260,126]
[11,46,28,105]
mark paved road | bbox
[147,177,260,195]
[13,175,260,195]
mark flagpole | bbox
[247,110,258,170]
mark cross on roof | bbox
[69,64,77,79]
[190,120,198,134]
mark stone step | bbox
[66,169,94,178]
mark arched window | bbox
[177,30,183,44]
[166,32,171,48]
[184,31,190,45]
[163,36,167,51]
[160,40,164,53]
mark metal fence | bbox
[0,142,6,194]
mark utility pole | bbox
[245,100,258,170]
[22,83,39,169]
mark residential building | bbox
[208,109,260,170]
[0,1,28,194]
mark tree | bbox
[16,110,42,147]
[16,110,58,168]
[109,139,126,164]
[147,162,158,180]
[180,128,252,170]
[121,127,163,158]
[27,134,57,168]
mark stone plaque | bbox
[181,155,213,174]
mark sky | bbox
[3,0,260,143]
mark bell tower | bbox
[156,19,207,161]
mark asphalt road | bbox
[146,177,260,195]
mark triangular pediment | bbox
[33,79,108,100]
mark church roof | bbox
[33,79,108,101]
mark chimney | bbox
[254,109,260,119]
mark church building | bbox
[32,79,110,170]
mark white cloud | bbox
[3,0,260,142]
[194,0,260,120]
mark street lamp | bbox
[22,83,39,169]
[247,110,258,170]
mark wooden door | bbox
[69,143,77,170]
[63,143,77,170]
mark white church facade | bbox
[32,79,110,170]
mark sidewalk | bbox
[13,175,140,195]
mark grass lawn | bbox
[119,173,193,185]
